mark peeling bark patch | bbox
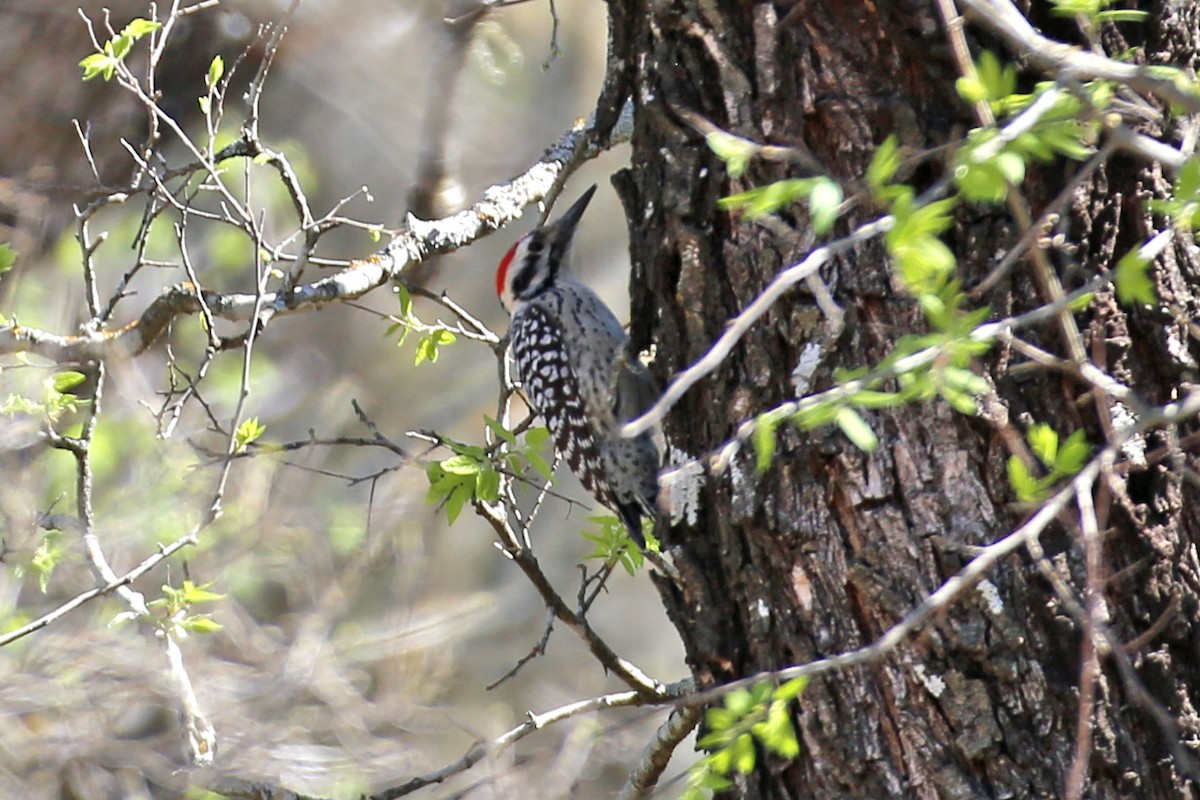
[976,579,1004,615]
[791,563,814,611]
[791,341,823,396]
[913,663,946,698]
[661,445,704,526]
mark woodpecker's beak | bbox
[548,184,597,242]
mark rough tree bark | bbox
[613,1,1200,798]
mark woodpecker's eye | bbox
[526,238,544,256]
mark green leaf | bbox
[733,733,757,774]
[109,34,134,61]
[808,177,843,235]
[1177,156,1200,204]
[0,243,16,275]
[699,769,734,790]
[719,180,807,219]
[792,401,840,430]
[708,746,734,775]
[1067,291,1095,312]
[835,407,878,452]
[395,284,413,319]
[29,531,65,593]
[697,730,730,751]
[198,96,211,115]
[440,454,480,475]
[940,366,988,396]
[52,371,86,393]
[706,129,755,179]
[748,680,773,705]
[1114,245,1156,306]
[940,386,979,415]
[752,415,778,473]
[774,675,810,702]
[79,19,161,81]
[182,584,224,604]
[976,50,1017,101]
[233,416,266,452]
[445,481,471,524]
[1027,423,1058,468]
[207,54,225,89]
[475,466,501,501]
[180,580,226,604]
[80,51,119,81]
[760,702,801,758]
[705,706,737,733]
[955,158,1011,203]
[867,135,900,192]
[1054,429,1090,476]
[414,329,457,365]
[993,151,1026,185]
[850,390,903,409]
[894,236,956,294]
[1096,9,1149,22]
[770,719,800,758]
[1006,456,1044,502]
[956,75,989,105]
[724,688,754,716]
[424,473,455,505]
[525,449,554,480]
[484,415,517,446]
[415,335,436,365]
[122,18,162,40]
[525,426,551,448]
[182,616,224,634]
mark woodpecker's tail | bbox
[615,499,649,549]
[616,488,662,550]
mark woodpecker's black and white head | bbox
[495,185,597,314]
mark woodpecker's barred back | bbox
[496,186,660,547]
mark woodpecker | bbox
[496,185,660,547]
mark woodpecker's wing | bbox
[612,354,658,425]
[509,304,608,501]
[610,353,661,548]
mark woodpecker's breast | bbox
[515,286,627,422]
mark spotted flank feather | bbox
[510,305,608,502]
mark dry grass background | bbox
[0,1,687,797]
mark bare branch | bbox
[475,501,667,698]
[0,106,634,364]
[617,705,702,800]
[367,689,649,799]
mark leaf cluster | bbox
[387,285,460,366]
[424,418,553,525]
[683,677,808,799]
[1007,424,1090,502]
[581,514,659,575]
[113,579,226,638]
[2,369,89,423]
[79,18,161,82]
[12,530,66,594]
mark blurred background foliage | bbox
[0,1,685,797]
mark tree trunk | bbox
[614,1,1200,797]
